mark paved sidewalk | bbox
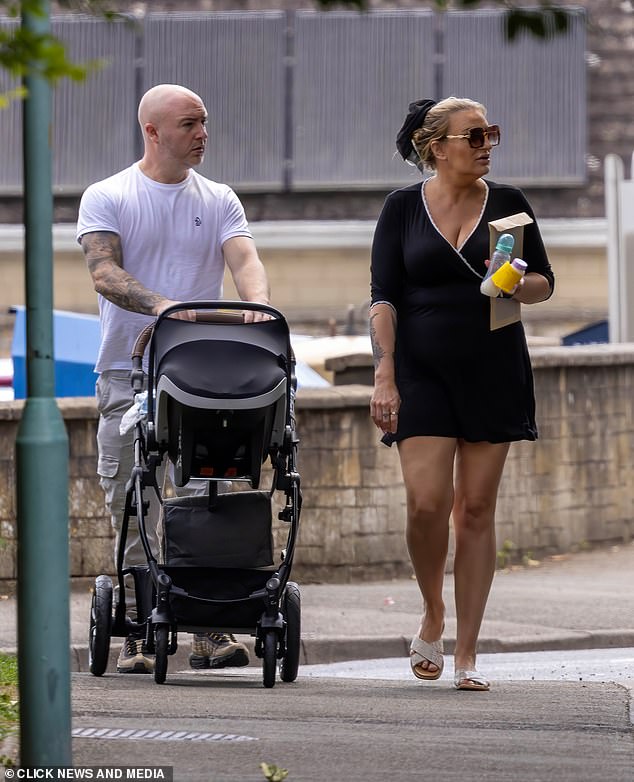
[1,542,633,670]
[2,543,633,780]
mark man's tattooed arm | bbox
[81,231,167,316]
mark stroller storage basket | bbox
[163,566,277,630]
[163,492,274,569]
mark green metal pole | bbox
[15,0,72,765]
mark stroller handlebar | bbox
[129,301,291,392]
[158,300,285,325]
[132,324,155,360]
[131,324,154,392]
[130,301,286,362]
[194,310,245,324]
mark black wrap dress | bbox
[371,179,555,445]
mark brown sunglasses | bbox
[442,125,501,149]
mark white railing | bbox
[605,153,634,342]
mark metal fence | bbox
[442,11,586,185]
[0,9,586,194]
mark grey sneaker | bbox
[116,634,155,674]
[189,633,250,669]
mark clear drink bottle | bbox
[480,233,515,297]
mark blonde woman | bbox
[369,97,554,690]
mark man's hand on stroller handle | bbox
[155,299,197,321]
[243,307,272,323]
[155,299,272,324]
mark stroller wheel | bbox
[279,582,301,683]
[154,625,169,684]
[89,575,113,676]
[262,631,277,689]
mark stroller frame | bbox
[88,301,302,687]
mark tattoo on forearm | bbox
[82,231,163,315]
[100,271,164,314]
[369,312,386,369]
[83,232,122,272]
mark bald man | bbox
[77,84,269,674]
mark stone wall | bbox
[1,344,633,589]
[498,346,634,554]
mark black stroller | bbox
[88,302,302,687]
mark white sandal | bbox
[410,636,444,681]
[454,668,490,691]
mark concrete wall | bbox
[0,218,609,346]
[1,344,633,589]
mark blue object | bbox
[11,306,100,398]
[10,306,329,398]
[294,361,330,388]
[561,320,609,346]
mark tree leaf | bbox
[506,6,572,41]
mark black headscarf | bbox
[395,98,436,164]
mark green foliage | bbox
[0,85,26,106]
[2,0,119,20]
[54,0,121,20]
[0,654,17,685]
[506,5,571,41]
[260,762,289,781]
[0,653,19,747]
[496,538,516,569]
[314,0,574,40]
[0,0,575,103]
[0,1,119,105]
[0,25,92,81]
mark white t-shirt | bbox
[76,163,252,373]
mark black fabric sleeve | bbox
[517,190,555,299]
[370,193,405,309]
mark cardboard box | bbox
[488,212,533,331]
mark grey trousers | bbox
[96,370,161,573]
[96,370,205,615]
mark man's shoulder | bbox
[188,170,236,199]
[82,164,137,199]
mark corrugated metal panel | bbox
[142,12,286,190]
[443,10,586,185]
[51,16,138,191]
[0,15,137,194]
[0,18,23,193]
[293,10,436,189]
[0,9,587,194]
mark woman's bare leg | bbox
[398,436,457,674]
[452,440,510,672]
